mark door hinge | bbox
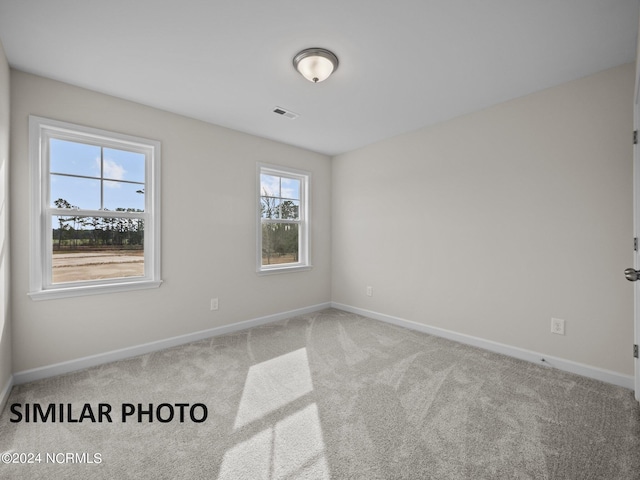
[635,238,638,251]
[635,130,638,145]
[635,344,639,359]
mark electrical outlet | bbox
[366,286,373,297]
[551,317,565,335]
[211,298,219,311]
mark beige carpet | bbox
[1,308,639,479]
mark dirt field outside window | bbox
[52,250,144,283]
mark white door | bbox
[634,110,640,400]
[632,26,640,400]
[625,13,640,400]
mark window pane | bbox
[260,174,280,197]
[261,197,281,219]
[280,177,300,200]
[280,200,299,220]
[103,148,145,183]
[261,223,299,265]
[50,175,100,210]
[103,181,145,211]
[50,139,101,177]
[51,216,144,284]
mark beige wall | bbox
[0,41,11,400]
[10,71,332,373]
[332,63,635,375]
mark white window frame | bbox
[28,115,162,300]
[257,163,311,274]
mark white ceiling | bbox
[0,0,638,156]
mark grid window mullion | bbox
[100,146,104,210]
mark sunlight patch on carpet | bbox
[220,348,329,479]
[233,348,313,429]
[219,404,329,479]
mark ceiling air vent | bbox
[273,107,299,120]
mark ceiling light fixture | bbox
[293,48,339,83]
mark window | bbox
[28,116,162,300]
[257,164,311,273]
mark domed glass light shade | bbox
[293,48,339,83]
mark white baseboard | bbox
[332,302,634,390]
[13,302,332,386]
[0,374,13,414]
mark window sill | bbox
[28,279,163,301]
[257,265,313,276]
